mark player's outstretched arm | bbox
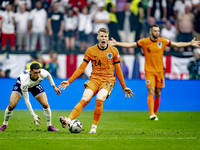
[58,61,88,90]
[123,87,134,98]
[171,38,200,48]
[108,37,138,48]
[58,81,69,90]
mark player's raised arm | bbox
[108,37,138,48]
[21,86,41,126]
[58,61,88,90]
[114,63,134,98]
[171,38,200,48]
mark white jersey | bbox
[17,69,55,92]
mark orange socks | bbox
[68,99,88,120]
[93,100,104,125]
[147,94,154,116]
[154,96,160,115]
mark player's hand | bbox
[32,114,42,127]
[108,37,117,46]
[123,87,134,98]
[54,86,61,95]
[58,31,63,37]
[58,81,69,90]
[191,38,200,48]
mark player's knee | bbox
[96,95,107,101]
[79,99,88,107]
[42,104,49,109]
[82,96,91,102]
[148,89,155,95]
[155,92,161,97]
[155,89,161,97]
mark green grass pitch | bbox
[0,110,199,150]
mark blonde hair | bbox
[98,28,109,35]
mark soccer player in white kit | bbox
[0,63,61,132]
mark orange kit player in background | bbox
[58,28,134,133]
[109,25,200,121]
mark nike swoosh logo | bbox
[94,56,98,58]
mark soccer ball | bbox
[68,120,83,133]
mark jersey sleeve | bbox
[41,69,55,86]
[163,38,171,47]
[137,38,145,48]
[83,48,91,63]
[113,47,120,64]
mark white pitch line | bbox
[0,137,198,140]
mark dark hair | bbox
[150,25,159,29]
[30,63,41,70]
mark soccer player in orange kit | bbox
[109,25,200,120]
[58,28,134,133]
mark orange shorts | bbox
[145,71,165,88]
[84,78,115,96]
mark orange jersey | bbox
[137,37,171,72]
[84,44,120,82]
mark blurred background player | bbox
[58,28,134,134]
[0,63,61,132]
[109,25,200,120]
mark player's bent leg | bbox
[0,92,21,131]
[60,89,94,129]
[68,89,94,120]
[36,93,58,131]
[36,92,49,109]
[8,92,22,111]
[89,89,107,134]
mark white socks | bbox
[91,124,97,129]
[44,107,51,127]
[3,107,13,126]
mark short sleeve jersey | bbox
[83,44,120,82]
[137,37,171,72]
[18,69,55,92]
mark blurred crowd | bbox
[0,0,199,55]
[0,0,200,79]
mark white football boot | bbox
[89,124,97,134]
[59,116,70,128]
[150,114,156,120]
[154,116,159,121]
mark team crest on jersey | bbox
[23,85,28,91]
[157,42,162,48]
[146,80,150,84]
[84,80,89,84]
[107,53,113,59]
